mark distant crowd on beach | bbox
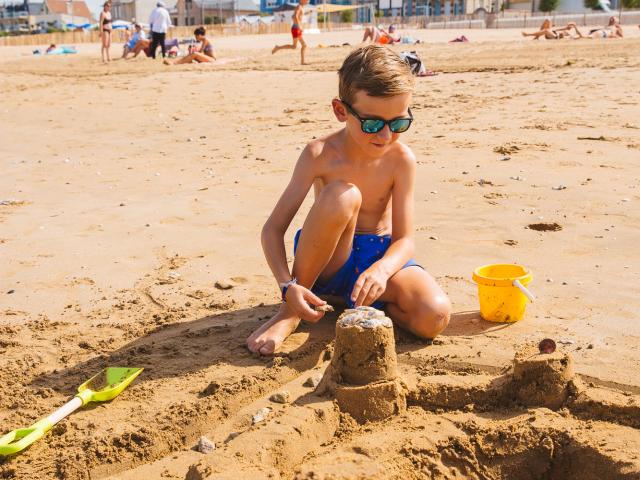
[96,0,216,64]
[48,0,639,66]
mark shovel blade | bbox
[77,367,143,403]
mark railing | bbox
[1,9,639,46]
[0,21,362,46]
[402,9,640,28]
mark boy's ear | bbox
[332,98,348,123]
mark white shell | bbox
[338,306,392,328]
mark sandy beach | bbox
[1,27,640,479]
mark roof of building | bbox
[44,0,93,19]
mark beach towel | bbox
[33,46,77,55]
[400,51,425,76]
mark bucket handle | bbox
[513,279,535,303]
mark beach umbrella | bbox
[111,20,133,29]
[65,22,92,29]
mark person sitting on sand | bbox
[164,27,215,64]
[586,16,623,38]
[128,37,151,58]
[362,24,401,45]
[521,19,583,40]
[122,24,147,59]
[246,45,451,355]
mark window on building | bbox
[191,16,195,24]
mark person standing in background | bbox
[99,2,113,63]
[148,1,172,59]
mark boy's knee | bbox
[410,296,451,339]
[318,181,362,212]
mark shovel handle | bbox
[0,396,83,456]
[513,279,536,303]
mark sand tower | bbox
[512,343,576,409]
[324,307,406,423]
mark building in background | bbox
[0,0,93,32]
[259,0,322,14]
[110,0,178,23]
[170,0,259,25]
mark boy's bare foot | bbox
[247,303,300,355]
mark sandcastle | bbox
[512,343,576,409]
[323,306,406,423]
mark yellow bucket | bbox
[472,264,534,323]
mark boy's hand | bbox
[351,266,389,307]
[285,284,326,323]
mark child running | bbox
[247,45,452,355]
[165,27,215,64]
[271,0,308,65]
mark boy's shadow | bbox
[30,303,337,396]
[30,306,506,396]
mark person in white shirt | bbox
[148,1,172,59]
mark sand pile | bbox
[512,342,578,409]
[1,31,639,479]
[322,307,407,423]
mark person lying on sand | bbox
[164,27,215,64]
[362,24,401,45]
[586,16,623,38]
[247,45,451,355]
[521,19,583,39]
[122,24,147,59]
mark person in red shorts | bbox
[272,0,309,65]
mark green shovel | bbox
[0,367,143,456]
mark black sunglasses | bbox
[341,100,413,134]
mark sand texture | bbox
[1,27,640,479]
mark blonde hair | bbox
[338,45,414,105]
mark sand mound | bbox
[321,307,407,423]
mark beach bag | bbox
[400,51,426,76]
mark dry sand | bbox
[1,27,640,479]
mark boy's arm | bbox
[261,143,318,287]
[351,148,416,307]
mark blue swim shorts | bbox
[293,229,421,310]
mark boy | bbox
[247,45,452,355]
[271,0,308,65]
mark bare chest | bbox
[315,166,393,214]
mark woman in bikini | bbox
[164,27,215,65]
[587,16,623,38]
[521,19,583,40]
[99,2,112,63]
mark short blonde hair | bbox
[338,45,414,105]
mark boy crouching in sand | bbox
[247,45,451,355]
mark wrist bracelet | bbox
[280,278,297,303]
